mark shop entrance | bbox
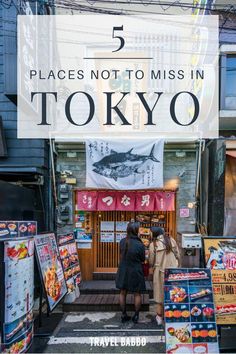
[93,209,176,273]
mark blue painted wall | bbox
[0,4,49,170]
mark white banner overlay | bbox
[17,15,219,139]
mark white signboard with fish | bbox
[86,140,164,190]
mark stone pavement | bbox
[31,310,165,353]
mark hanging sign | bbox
[76,190,176,212]
[34,233,67,311]
[164,268,219,354]
[116,192,136,211]
[203,237,236,325]
[155,192,175,211]
[97,191,117,211]
[76,191,97,211]
[135,191,155,211]
[86,140,164,190]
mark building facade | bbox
[0,1,55,231]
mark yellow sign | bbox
[203,237,236,325]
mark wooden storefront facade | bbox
[75,190,177,280]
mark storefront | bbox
[56,141,198,280]
[74,189,176,277]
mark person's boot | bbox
[121,313,131,323]
[132,312,139,323]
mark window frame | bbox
[220,45,236,111]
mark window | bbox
[221,54,236,110]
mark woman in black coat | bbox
[116,222,146,323]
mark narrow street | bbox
[32,310,165,353]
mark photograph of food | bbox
[165,304,190,323]
[167,344,194,353]
[165,286,188,304]
[63,258,70,269]
[59,247,69,259]
[8,223,17,232]
[44,264,62,302]
[18,224,27,234]
[191,323,217,343]
[8,329,33,354]
[166,323,192,344]
[6,242,28,260]
[167,270,209,282]
[216,304,236,316]
[66,279,76,293]
[190,304,215,322]
[189,287,213,303]
[192,344,208,354]
[27,222,37,235]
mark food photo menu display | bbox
[0,221,37,238]
[58,232,81,293]
[1,238,34,353]
[164,268,219,354]
[34,233,67,311]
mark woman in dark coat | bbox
[116,222,146,323]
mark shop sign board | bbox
[0,221,37,238]
[58,233,81,293]
[1,237,34,353]
[203,237,236,325]
[76,190,175,212]
[34,233,67,311]
[164,268,219,354]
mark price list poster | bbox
[203,237,236,325]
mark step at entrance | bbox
[93,272,116,280]
[63,294,150,312]
[80,280,153,296]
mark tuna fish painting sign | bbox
[86,140,164,190]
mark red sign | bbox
[97,191,117,211]
[155,191,175,211]
[76,191,97,211]
[116,192,136,211]
[136,192,155,211]
[76,190,175,211]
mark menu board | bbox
[2,238,34,353]
[0,221,37,238]
[58,232,81,293]
[34,233,67,311]
[203,237,236,325]
[164,268,219,354]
